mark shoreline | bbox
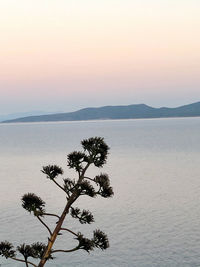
[1,115,200,126]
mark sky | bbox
[0,0,200,115]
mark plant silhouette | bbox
[0,137,113,267]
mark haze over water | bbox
[0,117,200,266]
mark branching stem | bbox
[60,227,78,237]
[43,213,60,219]
[84,176,94,182]
[38,162,91,267]
[37,216,52,236]
[10,257,37,267]
[52,179,66,194]
[51,247,79,254]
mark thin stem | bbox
[43,213,60,219]
[80,163,90,179]
[51,247,79,254]
[60,227,78,237]
[10,257,37,267]
[84,176,94,182]
[63,185,71,198]
[67,184,77,193]
[70,206,83,221]
[52,179,66,194]
[38,194,79,266]
[65,189,70,199]
[67,163,91,194]
[37,216,52,236]
[38,163,91,267]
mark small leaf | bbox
[80,210,94,224]
[0,241,16,258]
[67,151,86,172]
[94,174,114,198]
[75,233,94,253]
[17,244,35,260]
[31,242,53,260]
[63,178,76,193]
[21,193,45,214]
[78,181,96,197]
[42,165,63,179]
[81,137,109,167]
[93,230,109,250]
[70,207,94,224]
[70,207,81,218]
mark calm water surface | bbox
[1,118,200,266]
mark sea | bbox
[0,117,200,267]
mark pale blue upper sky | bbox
[0,0,200,114]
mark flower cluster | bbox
[41,165,63,180]
[21,193,45,215]
[75,230,109,253]
[70,207,94,224]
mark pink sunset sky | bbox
[0,0,200,114]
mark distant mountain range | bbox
[2,102,200,123]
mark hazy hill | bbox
[0,111,54,122]
[2,102,200,123]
